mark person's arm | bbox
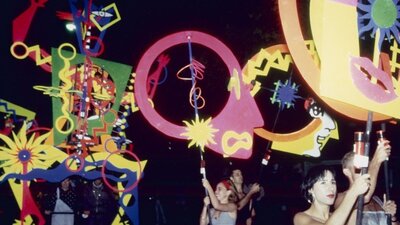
[382,196,399,225]
[237,183,260,210]
[296,174,371,225]
[326,174,371,225]
[202,179,237,212]
[246,207,256,225]
[200,196,210,225]
[366,139,391,203]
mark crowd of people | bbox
[40,178,119,225]
[33,136,398,225]
[200,137,399,225]
[292,136,399,225]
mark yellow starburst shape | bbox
[181,116,218,151]
[0,122,67,180]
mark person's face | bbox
[310,171,337,206]
[345,162,361,182]
[215,183,230,202]
[231,169,243,185]
[61,178,71,190]
[94,179,103,186]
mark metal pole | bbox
[187,35,213,225]
[377,124,392,225]
[356,111,373,225]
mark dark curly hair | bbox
[300,165,336,203]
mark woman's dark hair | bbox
[300,165,336,203]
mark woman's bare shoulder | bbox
[293,211,315,225]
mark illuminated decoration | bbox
[0,99,36,122]
[135,31,264,159]
[176,59,207,110]
[221,131,253,157]
[272,98,338,157]
[227,69,241,100]
[38,46,141,224]
[0,114,15,136]
[270,78,302,110]
[11,0,121,68]
[121,76,139,112]
[1,148,146,225]
[181,116,218,151]
[0,123,67,225]
[147,54,171,100]
[12,0,51,72]
[242,44,338,156]
[358,0,400,51]
[65,22,76,31]
[8,1,144,224]
[68,0,119,56]
[0,122,146,225]
[90,3,121,31]
[49,45,132,147]
[10,42,52,68]
[0,123,66,179]
[278,0,400,121]
[350,55,397,103]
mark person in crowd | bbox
[336,138,399,225]
[44,177,77,225]
[200,179,237,225]
[81,178,119,225]
[293,165,371,225]
[229,168,261,225]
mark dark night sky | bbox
[2,1,400,224]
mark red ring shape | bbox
[83,36,105,57]
[101,150,142,193]
[64,153,84,173]
[134,31,242,138]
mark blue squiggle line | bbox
[0,100,18,121]
[0,158,141,225]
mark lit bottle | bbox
[353,132,367,169]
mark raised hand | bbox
[374,139,391,163]
[249,183,260,194]
[202,179,212,192]
[203,196,210,206]
[350,173,371,196]
[383,194,398,217]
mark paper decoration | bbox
[135,31,264,159]
[279,0,400,121]
[243,44,338,156]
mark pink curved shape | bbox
[278,0,392,121]
[350,56,397,103]
[134,31,264,159]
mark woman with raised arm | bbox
[294,165,371,225]
[200,179,237,225]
